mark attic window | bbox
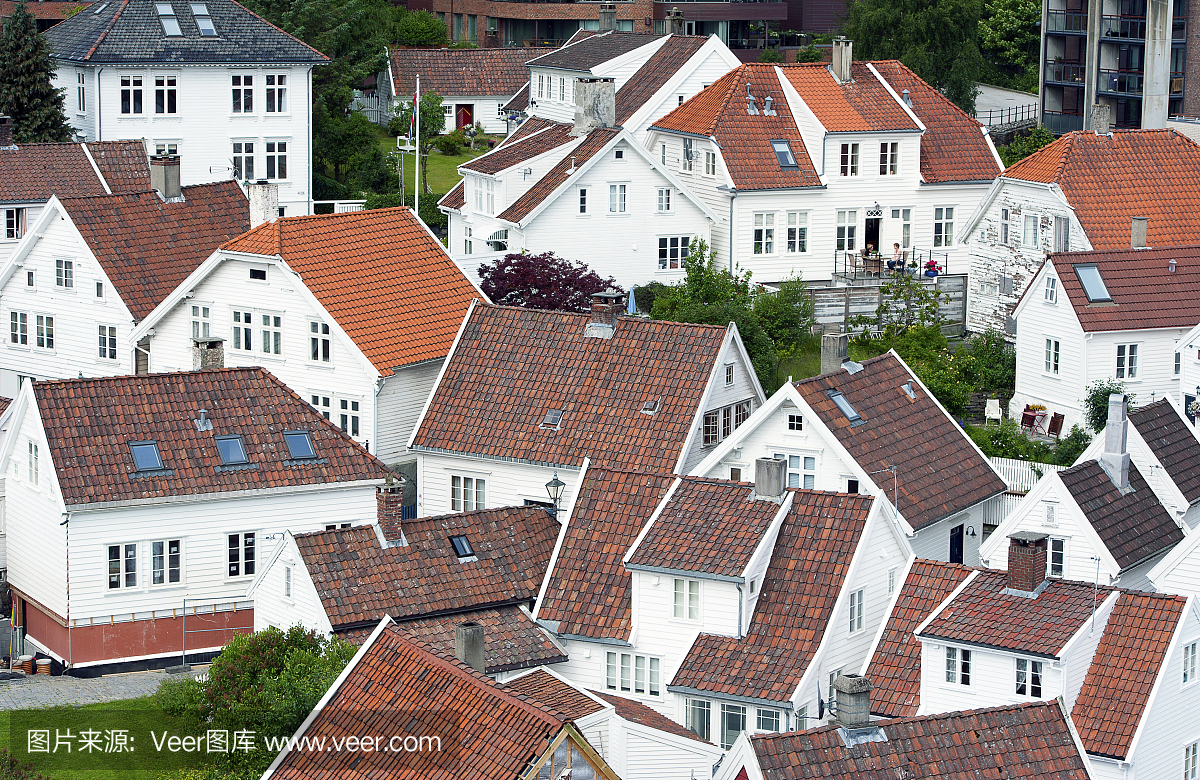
[1074,264,1113,303]
[450,534,476,560]
[770,140,796,168]
[827,390,862,424]
[92,1,109,13]
[641,399,659,415]
[614,148,625,160]
[249,268,267,281]
[215,435,249,465]
[129,441,164,471]
[283,431,316,460]
[189,2,216,35]
[541,409,563,428]
[156,3,183,35]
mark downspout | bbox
[95,67,103,141]
[60,512,71,668]
[307,65,314,214]
[373,374,385,457]
[736,582,744,637]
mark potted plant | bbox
[1188,399,1200,417]
[924,259,942,278]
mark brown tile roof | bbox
[459,120,576,175]
[0,140,148,203]
[526,31,661,71]
[871,60,1000,183]
[1130,398,1200,503]
[614,36,707,124]
[748,700,1092,780]
[505,670,606,720]
[670,491,875,702]
[1058,460,1184,570]
[626,477,781,577]
[293,505,558,628]
[865,559,975,717]
[390,605,566,674]
[63,181,248,321]
[388,46,555,98]
[652,65,821,190]
[33,368,389,506]
[439,180,465,210]
[497,127,617,224]
[411,303,729,471]
[1003,129,1200,250]
[1049,245,1200,332]
[591,691,709,743]
[220,207,478,373]
[780,61,920,132]
[537,468,674,641]
[1071,590,1187,759]
[919,570,1111,656]
[270,624,564,780]
[0,1,92,20]
[503,81,529,113]
[793,353,1007,531]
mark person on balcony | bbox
[888,243,903,273]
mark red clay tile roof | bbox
[220,207,478,373]
[537,468,674,641]
[627,477,781,577]
[1050,245,1200,332]
[0,397,10,416]
[34,368,389,506]
[270,624,564,780]
[439,180,465,210]
[1058,460,1184,570]
[497,127,617,224]
[1071,590,1187,759]
[780,61,920,133]
[1004,129,1200,249]
[459,120,576,175]
[591,690,709,743]
[388,46,555,98]
[527,31,661,71]
[871,60,1000,183]
[670,491,875,702]
[505,670,606,720]
[748,700,1092,780]
[0,140,148,203]
[390,605,566,674]
[1130,398,1200,504]
[0,1,91,20]
[63,181,248,321]
[865,559,975,717]
[411,304,729,471]
[502,81,529,113]
[793,353,1007,531]
[919,570,1111,656]
[293,505,558,628]
[653,64,820,190]
[614,36,707,124]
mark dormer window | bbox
[827,390,862,424]
[283,431,316,460]
[189,3,216,35]
[541,409,563,428]
[156,3,183,36]
[450,534,476,561]
[129,441,164,471]
[215,435,249,465]
[1075,264,1112,303]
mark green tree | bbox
[979,0,1041,91]
[0,0,72,143]
[753,276,814,346]
[1083,378,1135,433]
[759,47,783,63]
[795,44,824,63]
[997,125,1055,166]
[852,271,944,338]
[395,9,449,47]
[843,0,985,114]
[313,103,376,184]
[393,90,447,194]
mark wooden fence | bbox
[809,274,967,336]
[989,456,1069,493]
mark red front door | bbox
[456,104,473,130]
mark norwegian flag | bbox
[410,81,418,140]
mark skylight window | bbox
[450,535,475,559]
[1074,264,1113,302]
[92,2,109,13]
[189,3,216,35]
[828,390,862,424]
[541,409,563,428]
[770,140,797,168]
[215,435,249,465]
[156,3,182,35]
[641,399,659,415]
[129,441,164,471]
[283,431,317,460]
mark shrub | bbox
[0,750,49,780]
[1053,424,1091,465]
[1083,378,1135,433]
[795,44,823,62]
[433,129,466,156]
[633,281,669,315]
[759,47,783,63]
[958,330,1015,394]
[478,251,621,312]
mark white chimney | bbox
[1099,393,1131,493]
[572,78,616,137]
[1131,217,1148,249]
[247,180,280,228]
[150,154,182,200]
[831,37,853,84]
[753,457,786,501]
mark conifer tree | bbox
[0,0,72,143]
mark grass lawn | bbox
[369,125,494,195]
[0,695,212,779]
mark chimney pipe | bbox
[150,154,182,200]
[454,622,486,673]
[0,116,13,148]
[667,6,685,35]
[831,37,853,83]
[1099,393,1131,492]
[753,457,786,501]
[247,179,280,228]
[598,2,617,31]
[571,77,616,137]
[1005,532,1049,595]
[832,674,872,728]
[821,333,849,375]
[1131,216,1148,248]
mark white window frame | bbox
[232,140,255,180]
[719,702,747,750]
[474,178,483,211]
[1053,215,1070,252]
[685,698,711,739]
[787,413,803,431]
[1000,207,1010,245]
[658,235,689,271]
[1049,537,1066,578]
[891,207,912,249]
[608,183,627,214]
[753,212,775,254]
[933,206,955,248]
[265,140,288,181]
[120,73,144,114]
[786,211,808,253]
[463,225,472,254]
[77,71,86,113]
[310,320,332,363]
[879,141,898,175]
[1186,740,1198,780]
[656,187,672,213]
[4,207,26,241]
[836,210,857,251]
[705,150,717,176]
[848,588,864,633]
[606,651,662,696]
[1044,338,1060,375]
[9,311,27,346]
[34,314,54,351]
[1015,657,1043,697]
[265,73,288,113]
[1023,214,1039,247]
[578,187,587,215]
[151,538,183,586]
[283,564,293,600]
[107,542,139,590]
[485,179,495,215]
[27,440,38,485]
[97,323,117,360]
[945,646,971,685]
[773,451,817,489]
[451,474,485,511]
[154,73,177,114]
[258,311,283,356]
[55,258,74,289]
[839,142,859,176]
[231,73,253,113]
[1116,344,1139,379]
[888,566,898,595]
[681,138,693,172]
[227,532,257,578]
[756,707,780,733]
[1183,639,1197,686]
[1044,276,1057,303]
[673,577,700,621]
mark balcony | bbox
[1046,10,1088,33]
[1101,15,1146,39]
[1098,69,1144,95]
[1043,111,1085,134]
[653,0,786,23]
[1044,61,1086,84]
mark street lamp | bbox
[545,473,566,517]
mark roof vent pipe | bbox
[1169,258,1177,273]
[193,409,213,432]
[1131,216,1148,249]
[901,88,912,107]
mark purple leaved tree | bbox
[478,251,622,312]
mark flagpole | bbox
[414,74,420,219]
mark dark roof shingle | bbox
[526,31,661,71]
[0,140,148,203]
[504,670,606,721]
[391,605,566,674]
[591,691,710,742]
[497,127,616,224]
[459,121,576,175]
[1130,398,1200,503]
[1050,245,1200,332]
[614,36,707,124]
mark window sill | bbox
[305,362,336,370]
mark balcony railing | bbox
[1098,69,1144,94]
[974,103,1038,126]
[832,248,952,282]
[1044,61,1086,84]
[1101,15,1146,38]
[1046,10,1088,32]
[1043,111,1085,134]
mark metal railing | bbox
[1043,110,1085,134]
[832,248,952,281]
[975,103,1038,126]
[1046,10,1088,32]
[1044,61,1086,84]
[1098,69,1144,94]
[1101,14,1146,38]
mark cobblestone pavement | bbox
[0,668,205,711]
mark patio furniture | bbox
[1021,409,1048,434]
[984,399,1002,427]
[1047,412,1065,439]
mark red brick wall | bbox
[1008,539,1047,592]
[377,485,406,540]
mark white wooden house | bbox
[47,0,328,216]
[0,179,249,397]
[128,206,481,463]
[0,368,390,669]
[1009,246,1200,428]
[1176,316,1200,425]
[691,351,1008,566]
[960,128,1200,335]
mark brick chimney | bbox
[584,290,624,338]
[832,674,872,728]
[377,476,405,540]
[454,622,486,672]
[831,37,853,84]
[1006,532,1049,595]
[150,154,182,200]
[0,116,13,148]
[667,6,685,35]
[571,77,616,137]
[598,2,617,31]
[192,336,225,370]
[1099,393,1131,492]
[821,333,849,375]
[753,457,786,501]
[247,179,279,228]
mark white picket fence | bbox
[989,456,1069,493]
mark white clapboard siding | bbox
[681,339,760,472]
[919,640,1068,716]
[624,727,715,780]
[6,410,69,618]
[252,534,335,635]
[376,359,443,464]
[415,452,579,518]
